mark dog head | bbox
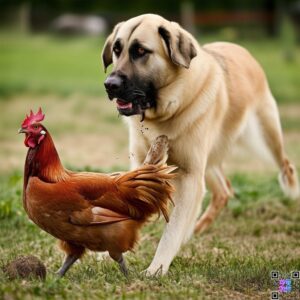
[102,14,197,119]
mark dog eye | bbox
[137,47,146,56]
[131,46,149,60]
[113,46,121,57]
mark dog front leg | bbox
[145,171,205,275]
[128,126,149,170]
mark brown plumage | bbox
[19,109,176,277]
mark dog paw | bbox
[142,264,167,277]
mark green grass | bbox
[0,31,300,102]
[1,172,300,299]
[0,32,107,97]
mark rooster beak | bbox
[18,128,27,134]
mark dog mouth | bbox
[116,99,133,111]
[114,88,155,121]
[106,84,157,121]
[115,98,146,120]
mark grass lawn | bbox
[0,31,300,102]
[1,173,300,299]
[0,31,300,299]
[0,32,107,97]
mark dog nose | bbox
[104,75,123,92]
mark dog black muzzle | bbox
[104,73,156,120]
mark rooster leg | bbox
[57,241,85,277]
[109,252,128,277]
[117,254,128,277]
[56,255,78,277]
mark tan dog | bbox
[102,14,299,275]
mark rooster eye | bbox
[33,124,39,130]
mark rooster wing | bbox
[68,163,175,225]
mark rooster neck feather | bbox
[24,132,67,189]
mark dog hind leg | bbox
[194,167,233,234]
[256,93,299,199]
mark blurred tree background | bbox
[0,0,299,37]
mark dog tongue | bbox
[116,100,132,110]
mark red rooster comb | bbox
[22,108,45,128]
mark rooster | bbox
[19,108,175,277]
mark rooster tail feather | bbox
[116,135,177,222]
[115,165,176,221]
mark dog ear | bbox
[101,22,124,72]
[158,24,197,68]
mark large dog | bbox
[102,14,299,275]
